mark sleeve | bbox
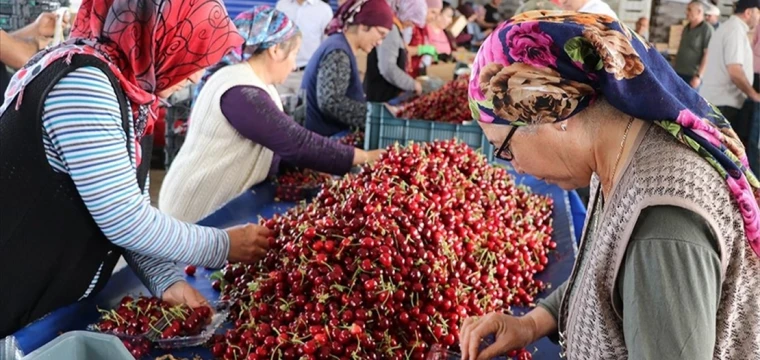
[618,206,721,360]
[41,66,230,269]
[537,281,568,321]
[724,30,747,66]
[220,85,355,175]
[376,28,417,92]
[316,50,368,129]
[703,26,714,50]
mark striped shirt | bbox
[41,66,230,297]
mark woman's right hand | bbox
[225,223,272,263]
[460,312,537,360]
[414,81,423,95]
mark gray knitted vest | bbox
[557,125,760,359]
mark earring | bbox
[560,122,568,131]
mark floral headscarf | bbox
[469,11,760,257]
[194,6,298,98]
[0,0,243,166]
[387,0,428,27]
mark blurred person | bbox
[674,1,713,89]
[455,3,491,49]
[515,0,559,15]
[0,12,66,104]
[427,2,456,57]
[408,0,445,77]
[481,0,503,29]
[275,0,334,97]
[160,6,383,223]
[706,4,721,29]
[0,0,273,337]
[700,0,760,127]
[462,12,759,360]
[635,16,649,40]
[302,0,395,136]
[560,0,618,18]
[363,0,427,103]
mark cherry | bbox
[184,265,196,276]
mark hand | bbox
[365,149,385,163]
[384,103,401,116]
[226,223,271,264]
[690,76,701,89]
[162,281,210,309]
[752,91,760,103]
[460,312,536,360]
[34,12,59,38]
[414,81,423,95]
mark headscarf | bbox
[387,0,428,27]
[0,0,242,166]
[426,0,444,9]
[458,3,476,18]
[194,6,298,98]
[469,11,760,257]
[326,0,395,35]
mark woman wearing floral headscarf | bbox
[363,0,428,103]
[460,11,759,360]
[160,6,384,223]
[303,0,395,136]
[0,0,275,336]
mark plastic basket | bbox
[21,331,132,360]
[364,103,493,162]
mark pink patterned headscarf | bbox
[387,0,428,27]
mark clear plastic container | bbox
[21,331,132,360]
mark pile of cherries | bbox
[337,130,364,148]
[398,78,472,124]
[93,296,211,358]
[210,140,554,360]
[274,168,332,202]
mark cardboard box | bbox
[426,62,457,81]
[453,49,477,64]
[668,25,684,53]
[448,15,468,37]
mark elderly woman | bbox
[363,0,428,103]
[160,6,384,223]
[0,0,273,336]
[460,12,760,360]
[302,0,395,136]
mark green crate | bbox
[363,102,494,162]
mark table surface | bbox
[13,168,585,360]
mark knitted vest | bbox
[558,125,760,359]
[158,63,276,223]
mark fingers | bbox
[460,316,478,360]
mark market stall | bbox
[7,159,584,360]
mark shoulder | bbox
[45,66,120,111]
[315,1,333,15]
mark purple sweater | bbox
[220,85,354,176]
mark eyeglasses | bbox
[494,126,518,161]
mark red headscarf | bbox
[326,0,395,35]
[1,0,243,165]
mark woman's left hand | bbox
[162,280,210,309]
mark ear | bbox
[267,46,279,60]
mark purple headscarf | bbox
[387,0,428,27]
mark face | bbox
[156,70,204,99]
[427,8,442,24]
[271,37,302,84]
[747,8,760,29]
[636,18,649,30]
[686,3,704,24]
[492,0,502,5]
[438,8,454,28]
[705,14,718,24]
[479,121,594,190]
[359,26,390,52]
[560,0,586,11]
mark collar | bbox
[291,0,315,5]
[730,15,750,32]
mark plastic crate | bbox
[21,331,132,360]
[363,102,493,162]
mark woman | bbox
[408,0,445,78]
[460,12,760,360]
[0,0,273,336]
[426,2,456,60]
[160,6,383,223]
[303,0,395,136]
[363,0,427,104]
[456,3,491,50]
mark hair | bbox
[442,1,452,11]
[251,30,302,57]
[688,0,705,11]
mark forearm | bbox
[697,51,708,77]
[0,30,38,69]
[729,68,757,98]
[124,252,183,298]
[10,21,39,40]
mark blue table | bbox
[9,173,585,360]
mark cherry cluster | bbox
[211,140,554,360]
[337,131,364,148]
[398,78,471,124]
[93,296,211,358]
[274,168,332,202]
